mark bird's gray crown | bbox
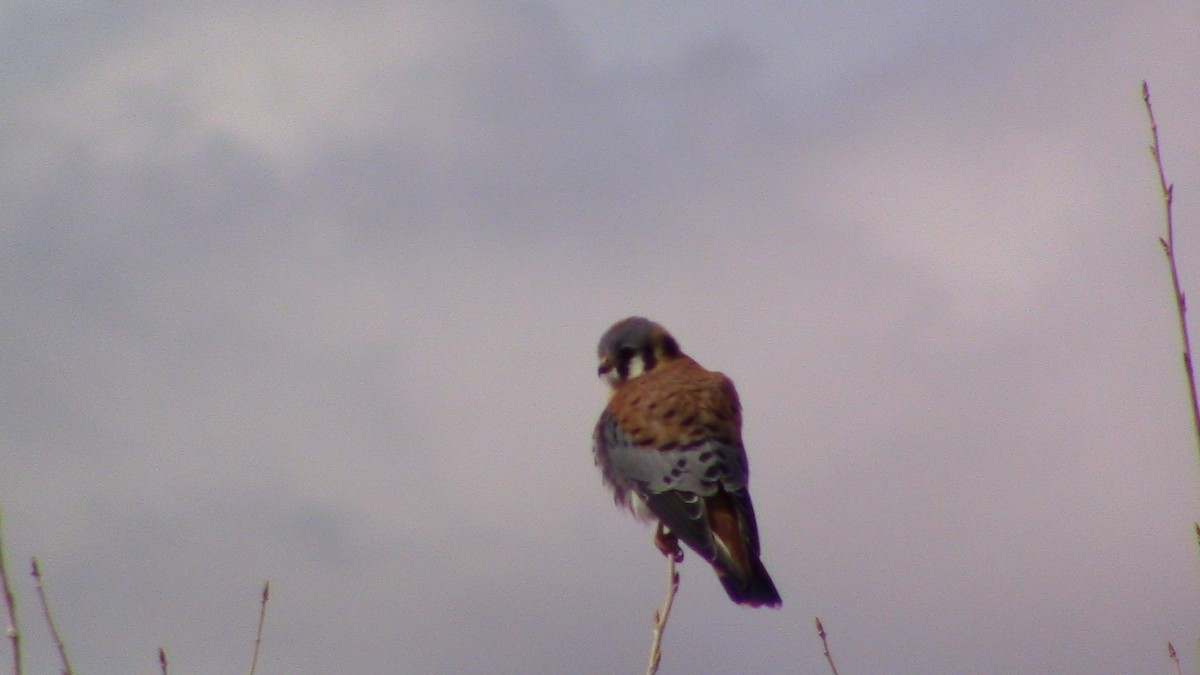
[597,316,662,357]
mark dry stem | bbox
[816,617,840,675]
[158,647,167,675]
[247,581,269,675]
[1144,81,1200,460]
[645,555,679,675]
[0,512,20,675]
[30,559,70,675]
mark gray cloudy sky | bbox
[3,2,1200,673]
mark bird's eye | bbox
[617,346,636,361]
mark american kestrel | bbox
[593,316,781,607]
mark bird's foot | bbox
[654,522,684,563]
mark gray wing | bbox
[593,410,753,562]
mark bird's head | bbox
[596,316,681,387]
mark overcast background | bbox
[3,2,1200,673]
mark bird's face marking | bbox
[621,347,647,379]
[596,317,679,387]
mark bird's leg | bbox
[654,521,684,563]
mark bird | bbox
[592,316,781,607]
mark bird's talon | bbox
[654,523,684,562]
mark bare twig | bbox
[247,581,269,675]
[0,511,21,675]
[158,647,167,675]
[1144,81,1200,461]
[1167,641,1181,675]
[816,617,840,675]
[30,559,71,675]
[645,555,679,675]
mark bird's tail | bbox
[718,553,782,607]
[704,488,782,607]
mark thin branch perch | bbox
[0,511,21,675]
[247,581,269,675]
[30,559,71,675]
[645,555,679,675]
[1143,81,1200,461]
[816,617,840,675]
